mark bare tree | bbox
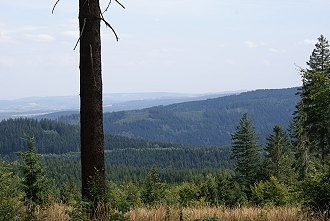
[79,0,105,203]
[53,0,123,207]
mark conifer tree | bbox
[290,116,311,179]
[294,34,330,166]
[0,161,24,220]
[19,137,50,206]
[141,167,165,205]
[306,35,330,74]
[264,125,294,182]
[231,113,261,197]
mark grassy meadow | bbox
[34,204,326,221]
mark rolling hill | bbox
[101,87,299,145]
[0,87,300,154]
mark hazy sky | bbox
[1,0,330,99]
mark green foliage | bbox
[199,174,218,206]
[66,201,92,221]
[107,182,141,213]
[109,212,130,221]
[58,182,81,205]
[231,113,262,197]
[306,34,330,73]
[291,35,330,216]
[264,125,295,183]
[300,162,330,217]
[215,172,247,207]
[19,137,51,206]
[294,35,330,167]
[141,167,165,205]
[251,176,290,206]
[0,118,80,154]
[177,182,200,207]
[0,160,24,221]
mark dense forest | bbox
[59,87,299,145]
[0,36,329,220]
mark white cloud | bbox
[0,31,11,42]
[268,48,286,54]
[225,59,236,65]
[244,41,269,49]
[0,56,14,67]
[263,59,271,66]
[61,30,79,39]
[25,34,56,42]
[245,40,259,48]
[299,39,317,46]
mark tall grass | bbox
[37,204,326,221]
[126,206,322,221]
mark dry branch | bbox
[52,0,61,14]
[74,18,87,50]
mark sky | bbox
[1,0,330,100]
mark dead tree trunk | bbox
[79,0,105,203]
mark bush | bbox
[300,163,330,218]
[177,182,200,206]
[107,182,141,213]
[251,176,290,206]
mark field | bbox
[38,204,324,221]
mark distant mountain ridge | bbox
[101,87,299,146]
[0,87,300,150]
[0,91,240,120]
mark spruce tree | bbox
[295,34,330,165]
[306,34,330,74]
[290,117,310,179]
[19,137,50,206]
[264,125,295,182]
[231,113,261,197]
[141,167,165,205]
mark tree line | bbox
[0,35,329,220]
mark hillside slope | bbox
[103,87,299,145]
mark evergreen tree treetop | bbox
[264,125,294,182]
[306,34,330,75]
[19,136,51,206]
[231,113,261,197]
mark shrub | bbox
[178,182,200,206]
[300,163,330,218]
[252,176,290,206]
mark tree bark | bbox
[79,0,105,202]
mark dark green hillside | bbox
[0,118,80,154]
[0,118,232,181]
[0,88,299,154]
[0,118,217,154]
[44,146,231,185]
[103,87,299,145]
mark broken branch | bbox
[52,0,61,14]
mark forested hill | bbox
[0,87,299,154]
[0,118,205,155]
[102,87,299,145]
